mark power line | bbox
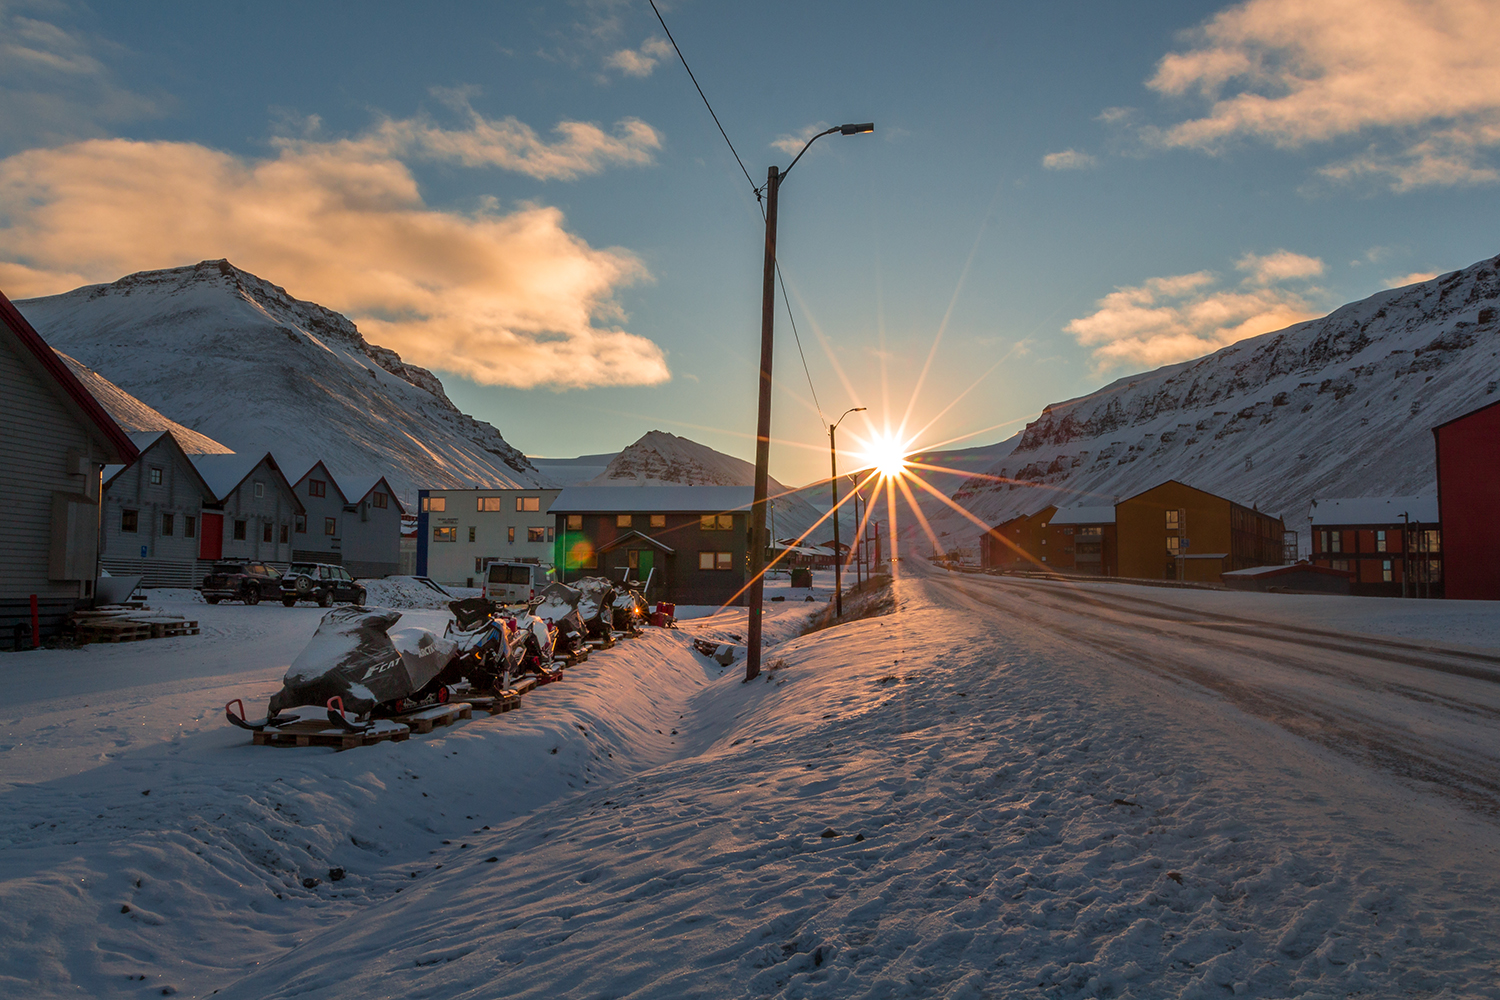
[649,0,758,196]
[777,264,826,427]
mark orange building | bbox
[1115,480,1285,582]
[1051,505,1117,576]
[980,505,1058,571]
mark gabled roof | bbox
[343,474,406,513]
[597,529,676,555]
[549,485,754,514]
[1050,504,1116,526]
[1,288,137,464]
[56,352,233,455]
[192,452,305,512]
[104,430,217,500]
[291,460,350,503]
[1308,496,1438,526]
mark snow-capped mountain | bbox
[590,430,827,539]
[56,351,232,455]
[930,252,1500,550]
[17,260,546,501]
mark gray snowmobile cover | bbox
[269,606,454,718]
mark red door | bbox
[199,513,224,560]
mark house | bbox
[1433,400,1500,600]
[100,430,219,587]
[1308,496,1440,598]
[1115,480,1285,582]
[549,486,753,606]
[2,289,138,647]
[416,487,564,588]
[980,506,1057,571]
[340,475,405,579]
[190,452,302,572]
[1050,505,1117,576]
[289,460,349,565]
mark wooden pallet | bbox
[510,676,538,696]
[466,692,522,715]
[587,634,615,649]
[252,718,409,750]
[76,621,153,643]
[390,702,473,734]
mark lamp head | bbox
[839,123,875,135]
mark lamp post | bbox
[745,122,874,682]
[848,473,864,588]
[828,407,866,618]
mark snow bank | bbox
[358,576,460,610]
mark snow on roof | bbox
[1308,496,1438,526]
[56,352,233,455]
[1049,505,1116,525]
[1223,562,1350,578]
[192,452,283,501]
[549,485,754,514]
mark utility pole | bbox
[828,407,865,620]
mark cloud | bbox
[605,36,674,77]
[0,2,164,150]
[772,123,830,157]
[1385,270,1439,289]
[1065,250,1326,371]
[1042,149,1097,170]
[1144,0,1500,189]
[0,136,671,389]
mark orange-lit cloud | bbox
[1065,251,1326,371]
[0,134,670,389]
[1042,149,1097,170]
[605,37,674,78]
[1146,0,1500,189]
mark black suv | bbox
[202,562,282,605]
[280,563,366,607]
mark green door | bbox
[637,550,654,585]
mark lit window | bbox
[650,514,666,528]
[309,479,326,498]
[617,515,633,528]
[149,467,163,485]
[479,497,503,512]
[161,513,174,536]
[1376,530,1386,552]
[517,497,541,512]
[373,492,388,509]
[547,526,554,542]
[324,517,337,536]
[1331,532,1342,553]
[508,526,515,544]
[1382,559,1393,582]
[433,526,456,542]
[528,527,546,543]
[1165,510,1180,531]
[423,496,446,512]
[700,550,734,571]
[566,515,582,530]
[700,514,734,531]
[1166,537,1181,555]
[468,526,476,543]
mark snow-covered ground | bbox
[4,573,1500,998]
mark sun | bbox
[861,433,910,478]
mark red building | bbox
[980,506,1058,571]
[1308,496,1440,598]
[1433,400,1500,600]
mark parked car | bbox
[280,563,367,607]
[202,562,282,605]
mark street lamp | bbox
[829,406,866,618]
[745,122,874,682]
[848,473,864,588]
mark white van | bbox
[482,562,543,604]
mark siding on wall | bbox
[101,436,210,584]
[1435,401,1500,600]
[217,458,297,564]
[291,462,345,563]
[342,484,402,578]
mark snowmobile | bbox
[225,606,457,732]
[445,597,558,687]
[531,583,592,660]
[570,577,618,638]
[610,587,650,633]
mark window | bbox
[184,516,196,538]
[517,496,541,512]
[528,526,546,543]
[700,550,734,571]
[1165,510,1180,531]
[479,497,503,512]
[373,492,388,509]
[121,509,139,533]
[475,557,484,573]
[233,519,247,540]
[263,522,273,543]
[1376,530,1387,552]
[547,526,554,542]
[149,467,163,485]
[700,514,734,531]
[468,526,477,543]
[1318,530,1329,553]
[280,524,289,544]
[629,549,640,569]
[1331,531,1342,553]
[309,479,326,498]
[617,514,633,528]
[324,517,337,536]
[1382,559,1393,582]
[508,526,516,544]
[295,514,307,534]
[1332,559,1350,572]
[161,513,174,536]
[254,481,265,498]
[1166,536,1181,556]
[1422,529,1441,553]
[422,496,446,512]
[650,514,666,528]
[433,526,457,542]
[566,515,582,530]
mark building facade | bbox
[100,431,217,588]
[341,476,404,578]
[1116,480,1285,582]
[1308,496,1441,598]
[980,506,1058,571]
[416,488,564,588]
[2,290,137,646]
[1050,505,1117,576]
[549,486,752,606]
[191,453,302,571]
[1433,400,1500,600]
[289,460,348,565]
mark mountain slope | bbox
[17,260,547,501]
[590,430,827,539]
[56,351,232,455]
[930,254,1500,551]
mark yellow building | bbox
[1115,480,1285,582]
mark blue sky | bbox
[3,0,1498,486]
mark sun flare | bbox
[860,434,910,478]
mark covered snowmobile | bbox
[248,607,455,724]
[570,577,618,637]
[447,597,557,683]
[532,583,590,658]
[611,587,649,632]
